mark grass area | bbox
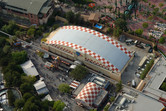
[159,78,166,92]
[140,59,154,80]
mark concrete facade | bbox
[0,0,54,25]
[41,41,134,81]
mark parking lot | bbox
[119,37,152,86]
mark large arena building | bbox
[41,26,134,81]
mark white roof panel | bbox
[49,26,131,71]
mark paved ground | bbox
[119,37,150,86]
[25,47,76,111]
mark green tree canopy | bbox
[27,27,36,37]
[159,3,164,7]
[110,96,115,103]
[21,76,36,85]
[58,83,70,93]
[7,89,15,106]
[142,22,149,28]
[23,96,41,111]
[135,29,143,36]
[14,99,25,109]
[69,65,89,81]
[12,51,27,64]
[4,71,22,87]
[23,93,33,101]
[159,37,165,44]
[114,18,127,31]
[1,20,18,35]
[147,16,153,21]
[20,83,34,94]
[3,45,10,54]
[160,82,166,91]
[0,38,6,47]
[116,80,122,92]
[53,100,65,111]
[66,11,75,23]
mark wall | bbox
[41,42,123,81]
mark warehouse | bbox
[41,26,134,81]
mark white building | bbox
[21,60,39,77]
[148,30,163,39]
[154,22,166,32]
[34,80,49,95]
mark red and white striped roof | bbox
[47,26,133,72]
[70,80,80,89]
[76,82,101,106]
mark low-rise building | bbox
[75,82,108,109]
[34,80,49,95]
[21,60,39,78]
[148,30,163,40]
[109,93,165,111]
[154,22,166,32]
[0,0,54,25]
[41,26,134,81]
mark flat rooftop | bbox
[143,57,166,99]
[109,93,164,111]
[21,60,39,76]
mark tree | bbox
[53,100,65,111]
[21,76,36,85]
[142,22,149,28]
[1,20,18,35]
[104,104,110,111]
[147,16,153,21]
[113,27,121,38]
[151,4,156,9]
[20,83,34,94]
[23,93,33,101]
[153,8,159,15]
[3,45,10,53]
[7,89,15,106]
[159,37,165,44]
[12,51,27,64]
[0,56,10,66]
[135,29,143,36]
[43,33,50,38]
[4,71,22,87]
[14,99,25,109]
[58,83,70,93]
[69,65,89,81]
[66,11,75,23]
[23,96,40,111]
[159,3,164,8]
[27,27,36,37]
[110,96,115,103]
[0,17,3,28]
[0,38,6,47]
[116,80,122,92]
[160,82,166,91]
[114,18,127,31]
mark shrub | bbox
[140,59,154,79]
[58,83,70,93]
[69,65,89,81]
[142,22,149,28]
[159,37,165,44]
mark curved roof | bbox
[76,82,101,106]
[47,26,132,72]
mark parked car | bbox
[132,80,136,88]
[148,47,153,53]
[136,44,144,49]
